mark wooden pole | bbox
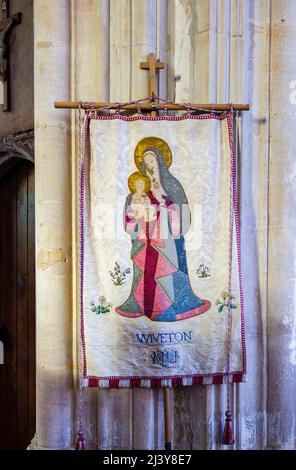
[163,387,172,450]
[54,101,249,111]
[139,53,173,451]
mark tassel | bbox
[222,410,235,445]
[75,430,86,450]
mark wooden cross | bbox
[0,0,21,111]
[140,53,165,101]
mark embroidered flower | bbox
[90,297,112,315]
[215,291,237,313]
[109,262,131,286]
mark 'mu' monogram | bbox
[151,349,179,368]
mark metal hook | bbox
[115,102,121,115]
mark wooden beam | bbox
[54,101,249,111]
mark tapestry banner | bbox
[80,113,246,388]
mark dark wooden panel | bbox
[1,165,17,450]
[0,161,35,450]
[27,165,35,444]
[16,163,29,449]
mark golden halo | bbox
[134,136,172,170]
[128,171,151,194]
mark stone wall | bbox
[33,0,296,450]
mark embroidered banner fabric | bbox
[80,113,246,388]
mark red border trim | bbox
[79,112,246,387]
[90,113,227,122]
[226,113,247,376]
[84,372,246,388]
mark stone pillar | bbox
[33,0,73,449]
[267,0,296,449]
[74,0,110,100]
[73,0,111,450]
[236,0,271,450]
[170,0,271,450]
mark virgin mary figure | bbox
[115,138,211,322]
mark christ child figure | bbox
[128,171,156,222]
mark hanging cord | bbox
[152,95,229,116]
[82,95,230,116]
[97,95,152,113]
[222,104,235,445]
[75,102,90,451]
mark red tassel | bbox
[222,410,235,445]
[75,430,86,450]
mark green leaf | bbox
[218,305,224,313]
